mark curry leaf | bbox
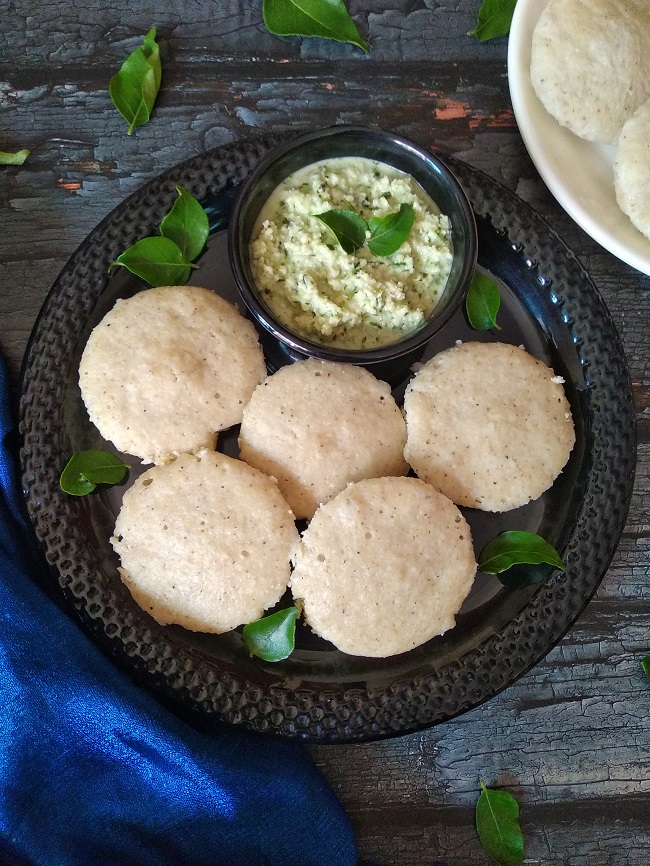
[243,606,299,662]
[109,27,162,134]
[643,655,650,681]
[111,47,155,133]
[367,203,415,257]
[109,236,195,286]
[495,562,554,590]
[479,531,566,575]
[141,27,162,91]
[469,0,518,42]
[476,782,524,866]
[263,0,369,52]
[60,451,129,496]
[160,186,209,261]
[0,149,29,165]
[315,208,368,253]
[466,271,501,330]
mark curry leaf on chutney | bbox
[367,203,415,257]
[315,208,368,254]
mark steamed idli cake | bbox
[403,342,575,512]
[79,285,266,464]
[530,0,650,143]
[290,477,476,657]
[111,450,298,633]
[614,97,650,240]
[238,358,408,520]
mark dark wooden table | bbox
[1,2,648,863]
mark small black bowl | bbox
[228,126,477,380]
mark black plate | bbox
[19,136,636,743]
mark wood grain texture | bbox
[1,2,648,863]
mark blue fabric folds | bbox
[0,354,357,866]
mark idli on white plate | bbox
[79,285,266,464]
[238,358,408,520]
[530,0,650,144]
[290,476,477,658]
[403,342,575,512]
[614,96,650,241]
[111,450,298,633]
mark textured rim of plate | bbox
[18,135,636,742]
[508,0,650,277]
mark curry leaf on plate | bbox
[0,149,29,165]
[60,451,129,496]
[466,271,501,330]
[243,606,300,662]
[469,0,518,42]
[478,531,566,575]
[263,0,369,52]
[160,186,209,261]
[315,208,368,253]
[109,236,195,286]
[495,562,555,590]
[367,203,415,257]
[476,782,524,866]
[109,27,162,134]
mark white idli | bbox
[290,477,477,657]
[403,342,575,512]
[530,0,650,143]
[238,358,408,520]
[614,96,650,240]
[111,450,298,633]
[79,285,266,464]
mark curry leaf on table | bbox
[263,0,369,52]
[367,203,415,257]
[160,186,209,261]
[0,149,29,166]
[479,531,566,575]
[469,0,518,42]
[643,654,650,681]
[60,451,129,496]
[475,782,524,866]
[141,27,162,90]
[243,606,300,662]
[466,270,501,330]
[315,208,368,254]
[109,27,162,134]
[109,236,195,286]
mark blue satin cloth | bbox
[0,354,357,866]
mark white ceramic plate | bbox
[507,0,650,276]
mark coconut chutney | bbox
[249,157,453,349]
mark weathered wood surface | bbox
[1,2,648,864]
